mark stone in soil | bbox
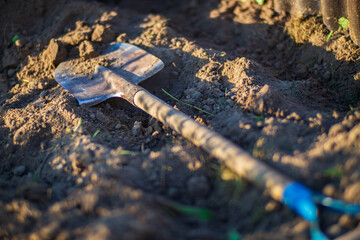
[79,40,99,60]
[13,165,26,176]
[187,175,210,198]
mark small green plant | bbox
[338,17,350,30]
[92,129,101,138]
[66,118,82,138]
[11,35,19,43]
[32,172,37,183]
[251,206,268,224]
[327,17,350,42]
[254,0,265,5]
[214,164,246,199]
[241,0,265,4]
[323,167,343,178]
[118,150,137,155]
[255,115,264,122]
[163,201,213,220]
[162,89,213,116]
[228,229,242,240]
[328,63,340,93]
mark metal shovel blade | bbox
[54,43,164,106]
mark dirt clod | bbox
[187,175,210,198]
[44,39,67,66]
[79,40,99,60]
[2,48,19,69]
[13,165,26,176]
[91,24,115,43]
[344,182,360,202]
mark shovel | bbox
[54,43,360,240]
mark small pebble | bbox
[13,165,26,176]
[7,68,16,77]
[171,71,179,77]
[104,103,111,111]
[191,90,202,100]
[116,33,128,43]
[276,42,285,51]
[342,119,354,129]
[338,214,356,228]
[328,123,345,137]
[95,111,108,124]
[15,39,25,48]
[325,224,343,238]
[350,171,360,181]
[39,91,47,99]
[89,113,96,120]
[206,98,215,105]
[322,184,336,196]
[167,187,179,198]
[322,71,331,80]
[145,126,153,136]
[132,121,143,136]
[344,181,360,201]
[297,64,307,75]
[265,200,280,212]
[187,175,210,198]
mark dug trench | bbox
[0,0,360,239]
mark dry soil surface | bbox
[1,0,360,239]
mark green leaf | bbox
[338,17,349,30]
[255,0,265,5]
[11,35,19,43]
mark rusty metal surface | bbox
[273,0,360,45]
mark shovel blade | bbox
[54,43,164,106]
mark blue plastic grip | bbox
[282,182,318,222]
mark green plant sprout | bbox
[163,201,213,220]
[118,150,137,155]
[323,167,343,178]
[66,118,82,137]
[228,229,242,240]
[11,35,19,43]
[92,129,101,138]
[162,89,214,116]
[254,0,265,5]
[255,115,264,121]
[327,17,350,42]
[328,63,340,93]
[240,0,265,5]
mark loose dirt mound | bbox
[1,0,360,239]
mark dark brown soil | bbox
[1,0,360,239]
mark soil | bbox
[1,0,360,239]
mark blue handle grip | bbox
[282,182,318,222]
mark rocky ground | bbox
[0,0,360,239]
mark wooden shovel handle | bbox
[133,89,293,202]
